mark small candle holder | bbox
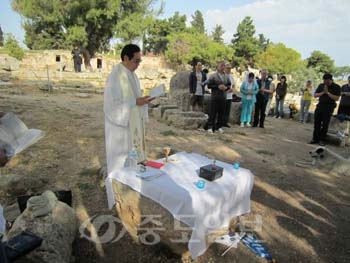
[212,158,216,170]
[233,162,240,170]
[163,146,171,162]
[196,179,206,189]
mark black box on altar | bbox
[199,164,223,181]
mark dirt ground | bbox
[0,85,349,263]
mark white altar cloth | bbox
[105,152,254,258]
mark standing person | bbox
[274,76,288,118]
[240,72,259,127]
[104,44,153,174]
[205,60,231,134]
[222,63,235,127]
[189,61,207,112]
[309,73,341,146]
[72,46,82,72]
[254,70,272,128]
[337,76,350,116]
[265,75,275,116]
[299,80,314,123]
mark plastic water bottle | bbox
[129,148,138,169]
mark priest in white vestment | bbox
[104,44,152,175]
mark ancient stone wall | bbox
[0,51,176,91]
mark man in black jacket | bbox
[254,70,272,128]
[309,73,341,146]
[204,61,231,134]
[189,61,207,112]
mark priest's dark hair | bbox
[121,44,141,61]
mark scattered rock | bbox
[7,199,77,263]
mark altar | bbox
[105,152,254,259]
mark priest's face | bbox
[124,52,142,71]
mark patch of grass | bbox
[19,158,30,165]
[160,130,177,136]
[79,168,99,177]
[256,149,275,156]
[234,131,247,136]
[77,182,94,190]
[218,137,233,143]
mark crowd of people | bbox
[102,44,348,174]
[188,60,349,147]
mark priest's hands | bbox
[136,96,155,106]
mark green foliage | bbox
[288,63,321,93]
[4,34,25,60]
[11,0,158,56]
[257,34,269,52]
[144,11,187,54]
[168,12,187,33]
[334,66,350,80]
[255,43,303,74]
[0,26,4,46]
[231,16,261,69]
[190,10,205,34]
[306,50,335,74]
[66,26,88,48]
[165,31,231,68]
[144,18,171,54]
[211,24,225,44]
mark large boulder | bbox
[169,71,191,111]
[167,111,208,129]
[0,55,20,71]
[6,193,77,263]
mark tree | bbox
[168,12,187,33]
[143,18,170,54]
[289,63,321,93]
[257,33,269,52]
[115,2,164,43]
[255,43,303,74]
[4,33,25,60]
[334,66,350,80]
[165,31,231,68]
[306,50,335,74]
[211,24,225,44]
[11,0,158,65]
[190,10,205,34]
[230,16,260,69]
[143,12,186,54]
[0,25,4,46]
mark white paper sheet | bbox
[136,166,164,180]
[149,84,165,98]
[0,112,44,157]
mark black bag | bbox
[1,230,42,262]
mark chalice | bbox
[163,146,171,162]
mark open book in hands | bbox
[149,84,165,99]
[0,112,45,158]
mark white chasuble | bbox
[104,63,147,175]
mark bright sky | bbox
[1,0,349,66]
